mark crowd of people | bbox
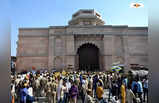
[10,69,148,103]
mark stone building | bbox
[16,9,148,71]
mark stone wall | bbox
[16,29,49,70]
[103,35,113,70]
[16,26,148,71]
[16,57,48,71]
[17,37,48,56]
[65,35,75,68]
[127,35,148,67]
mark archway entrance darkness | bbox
[77,43,99,71]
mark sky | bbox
[11,0,148,56]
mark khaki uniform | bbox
[51,82,57,103]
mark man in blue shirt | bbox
[137,78,143,103]
[143,77,148,102]
[131,79,138,96]
[20,83,29,103]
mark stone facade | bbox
[16,9,148,71]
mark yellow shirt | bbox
[96,86,104,99]
[121,84,126,98]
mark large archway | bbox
[77,43,100,71]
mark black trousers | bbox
[143,88,148,102]
[138,92,143,103]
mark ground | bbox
[33,89,147,103]
[33,89,116,103]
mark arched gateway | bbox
[77,43,100,71]
[16,9,148,72]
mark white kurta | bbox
[28,87,33,96]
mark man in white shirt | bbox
[57,78,63,103]
[66,78,71,102]
[28,86,33,97]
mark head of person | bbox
[74,80,79,86]
[145,75,148,80]
[23,82,28,88]
[83,75,86,80]
[87,89,92,96]
[69,78,72,82]
[127,84,131,89]
[122,80,125,85]
[136,76,140,81]
[63,79,67,85]
[98,80,103,87]
[48,77,51,82]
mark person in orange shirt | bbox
[96,80,104,101]
[121,81,126,103]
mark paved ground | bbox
[33,89,147,103]
[33,89,113,103]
